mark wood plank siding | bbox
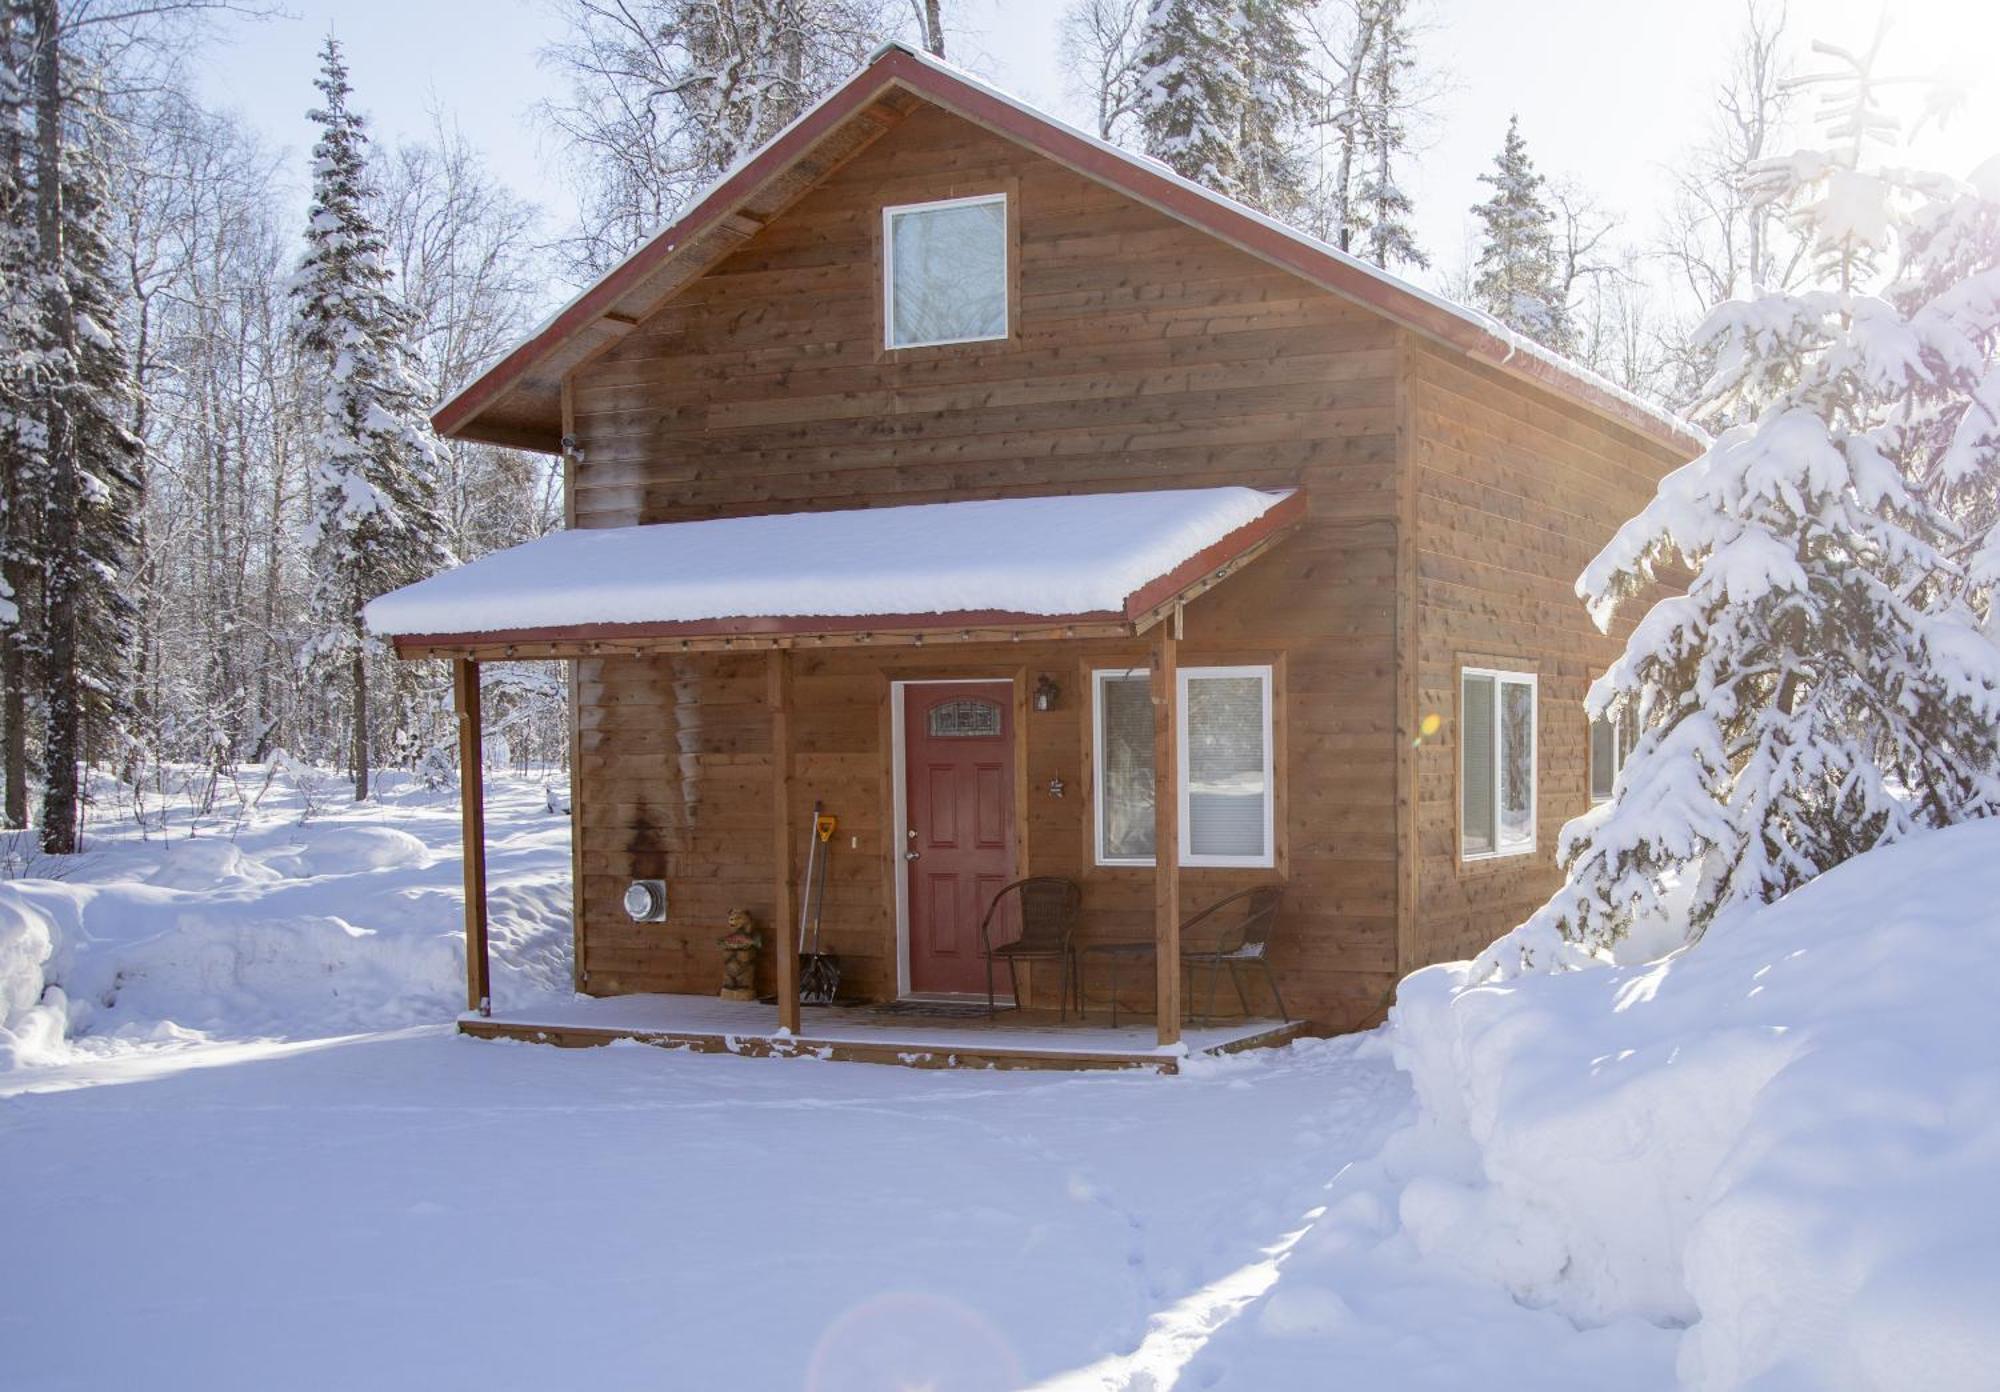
[565,105,1403,1031]
[1404,336,1684,967]
[554,102,1688,1034]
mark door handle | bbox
[904,850,921,861]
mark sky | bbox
[189,0,2000,311]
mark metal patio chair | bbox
[981,876,1083,1021]
[1179,886,1288,1026]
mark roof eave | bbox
[434,45,1703,458]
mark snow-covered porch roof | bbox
[366,486,1305,660]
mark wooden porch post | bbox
[453,657,492,1017]
[1152,611,1181,1047]
[769,649,801,1034]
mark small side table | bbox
[1080,940,1158,1027]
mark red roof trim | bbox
[391,604,1127,655]
[434,45,1699,455]
[1121,488,1306,621]
[430,71,904,442]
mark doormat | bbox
[862,999,998,1021]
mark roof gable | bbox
[437,42,1700,457]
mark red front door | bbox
[904,682,1017,996]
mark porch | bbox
[460,992,1306,1072]
[365,486,1327,1063]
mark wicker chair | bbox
[981,876,1083,1020]
[1179,887,1287,1025]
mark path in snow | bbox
[0,1026,1672,1391]
[0,767,1676,1389]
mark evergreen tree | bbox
[1234,0,1311,217]
[1469,115,1572,354]
[1481,49,2000,978]
[291,38,447,802]
[1133,0,1309,215]
[1134,0,1245,198]
[1351,0,1424,271]
[23,0,141,854]
[0,2,39,828]
[57,100,141,756]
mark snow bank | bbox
[363,486,1290,637]
[0,891,66,1066]
[1387,822,2000,1390]
[0,770,572,1069]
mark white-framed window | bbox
[1093,669,1156,866]
[1092,665,1276,869]
[1178,665,1275,867]
[1588,710,1638,803]
[882,193,1009,349]
[1461,667,1537,860]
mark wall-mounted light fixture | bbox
[1033,675,1061,712]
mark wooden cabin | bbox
[367,43,1697,1067]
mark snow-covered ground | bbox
[0,765,572,1067]
[0,764,1670,1390]
[1381,825,2000,1391]
[2,765,1994,1389]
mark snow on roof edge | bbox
[365,486,1294,641]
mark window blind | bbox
[1185,673,1267,859]
[1462,673,1496,855]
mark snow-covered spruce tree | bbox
[49,87,140,773]
[1134,0,1247,198]
[1350,0,1424,272]
[1134,0,1311,216]
[1482,46,2000,977]
[0,2,40,829]
[1899,160,2000,603]
[1469,115,1573,355]
[291,38,447,802]
[20,3,141,854]
[1233,0,1312,218]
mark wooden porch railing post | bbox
[769,649,801,1034]
[454,657,492,1017]
[1152,613,1181,1047]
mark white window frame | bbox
[1090,664,1277,870]
[881,192,1010,351]
[1092,668,1155,868]
[1461,666,1538,863]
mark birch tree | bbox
[1059,0,1146,141]
[539,0,895,278]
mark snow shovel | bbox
[797,802,841,1006]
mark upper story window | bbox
[1092,665,1276,869]
[1462,667,1537,860]
[883,193,1008,349]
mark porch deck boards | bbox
[460,993,1308,1071]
